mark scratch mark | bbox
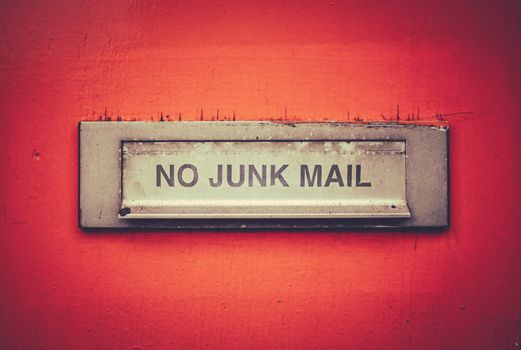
[431,111,473,121]
[103,107,111,121]
[32,149,41,160]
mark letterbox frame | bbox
[79,121,449,229]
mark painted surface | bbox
[1,0,520,349]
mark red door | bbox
[1,1,520,349]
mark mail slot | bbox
[79,121,448,229]
[119,140,410,219]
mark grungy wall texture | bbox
[1,0,520,349]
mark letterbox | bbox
[79,122,448,229]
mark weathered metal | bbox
[120,140,410,219]
[79,121,448,229]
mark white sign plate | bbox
[120,141,410,219]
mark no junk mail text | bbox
[156,164,372,188]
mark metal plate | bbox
[79,121,448,229]
[120,141,410,219]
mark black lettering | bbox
[178,164,198,187]
[156,164,175,187]
[346,164,353,187]
[324,165,344,187]
[209,164,223,187]
[355,164,371,187]
[300,165,322,187]
[271,164,289,187]
[248,164,267,187]
[227,164,245,187]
